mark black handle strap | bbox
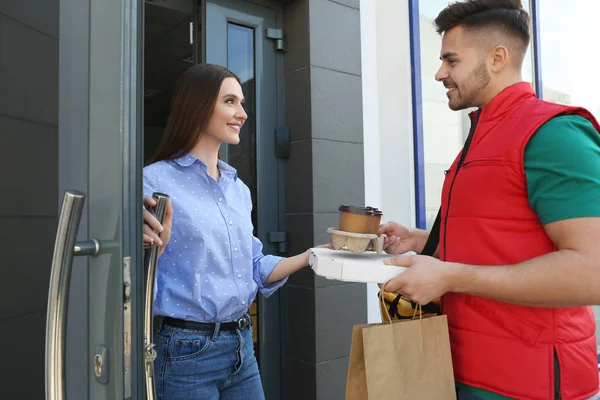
[420,209,441,257]
[392,110,481,316]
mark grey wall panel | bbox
[286,213,315,256]
[283,358,316,400]
[0,217,55,319]
[287,265,315,288]
[315,356,351,399]
[310,66,363,143]
[285,67,312,142]
[285,285,316,362]
[283,0,309,73]
[0,0,59,38]
[0,310,46,399]
[286,213,315,288]
[309,0,361,76]
[311,140,364,213]
[328,0,359,10]
[0,15,58,126]
[286,140,313,214]
[0,1,60,398]
[314,274,350,289]
[283,0,364,397]
[0,116,57,216]
[315,283,366,362]
[312,211,337,246]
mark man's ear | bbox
[489,45,509,72]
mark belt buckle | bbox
[237,316,249,330]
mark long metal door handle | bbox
[144,192,170,400]
[46,191,102,400]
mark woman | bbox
[143,64,316,399]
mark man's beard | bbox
[447,62,491,111]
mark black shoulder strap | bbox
[420,208,441,256]
[419,109,480,258]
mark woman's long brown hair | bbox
[149,64,241,163]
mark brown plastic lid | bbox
[338,205,374,215]
[366,206,383,216]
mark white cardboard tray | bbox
[308,247,408,284]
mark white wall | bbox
[360,0,416,323]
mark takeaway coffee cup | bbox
[338,205,382,234]
[369,207,383,234]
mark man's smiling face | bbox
[434,26,492,111]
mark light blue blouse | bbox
[143,153,285,322]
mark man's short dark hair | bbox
[434,0,530,52]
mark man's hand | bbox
[143,196,173,257]
[378,222,427,255]
[381,217,600,308]
[382,255,456,305]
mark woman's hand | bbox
[143,196,173,257]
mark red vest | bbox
[441,82,600,400]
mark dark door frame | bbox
[202,0,287,398]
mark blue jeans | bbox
[154,322,264,400]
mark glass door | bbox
[51,0,143,399]
[205,0,285,398]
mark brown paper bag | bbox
[346,298,456,400]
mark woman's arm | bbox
[265,251,310,284]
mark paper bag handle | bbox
[379,289,422,324]
[379,290,393,323]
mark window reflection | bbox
[540,1,600,119]
[227,23,257,230]
[418,1,534,229]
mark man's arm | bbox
[383,217,600,307]
[450,116,600,307]
[385,115,600,306]
[449,217,600,307]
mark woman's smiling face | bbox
[204,77,248,145]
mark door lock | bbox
[94,355,102,377]
[93,345,109,384]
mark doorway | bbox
[143,0,286,397]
